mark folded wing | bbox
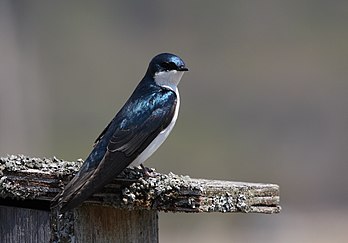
[52,89,177,212]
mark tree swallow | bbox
[51,53,188,212]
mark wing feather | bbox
[52,88,177,212]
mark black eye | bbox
[161,61,177,71]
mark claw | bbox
[140,164,157,177]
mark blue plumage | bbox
[51,53,188,212]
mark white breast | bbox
[129,87,180,167]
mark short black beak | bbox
[178,67,189,71]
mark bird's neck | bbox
[153,70,184,92]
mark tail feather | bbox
[50,151,131,213]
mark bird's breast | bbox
[129,88,180,167]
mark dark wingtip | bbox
[50,198,71,214]
[50,193,62,210]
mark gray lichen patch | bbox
[0,175,32,200]
[122,172,203,212]
[0,154,83,200]
[50,209,75,243]
[203,192,237,213]
[0,154,83,176]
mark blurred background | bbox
[1,1,347,242]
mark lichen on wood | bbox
[0,155,280,214]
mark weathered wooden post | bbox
[0,155,280,242]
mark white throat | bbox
[154,70,184,91]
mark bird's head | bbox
[146,53,188,90]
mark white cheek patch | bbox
[154,70,185,91]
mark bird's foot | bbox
[140,164,158,177]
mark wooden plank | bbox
[0,206,51,243]
[0,155,281,214]
[50,206,158,243]
[74,206,158,243]
[0,205,158,243]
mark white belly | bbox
[129,89,180,167]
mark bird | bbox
[51,53,188,212]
